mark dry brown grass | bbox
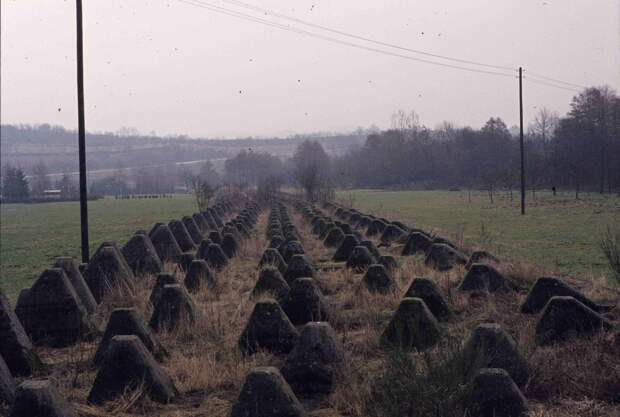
[8,205,619,417]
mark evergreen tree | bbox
[2,166,30,201]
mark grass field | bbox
[0,195,197,301]
[2,190,619,303]
[337,189,620,280]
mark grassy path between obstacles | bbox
[336,190,620,280]
[0,196,196,301]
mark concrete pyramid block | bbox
[239,300,299,355]
[222,224,242,243]
[466,250,500,269]
[178,252,195,272]
[366,219,387,237]
[259,248,288,275]
[462,323,529,387]
[93,241,134,280]
[381,297,441,351]
[281,322,344,395]
[208,230,223,245]
[121,233,162,276]
[0,290,41,376]
[363,264,397,294]
[404,277,451,320]
[535,296,612,345]
[184,260,216,292]
[149,273,177,306]
[252,267,290,301]
[323,227,345,248]
[192,212,209,233]
[279,240,305,263]
[378,255,399,272]
[333,234,360,262]
[88,335,178,405]
[346,246,375,272]
[94,308,167,366]
[459,264,512,293]
[149,284,196,332]
[204,243,228,271]
[53,257,97,315]
[169,220,197,252]
[281,278,330,325]
[84,245,134,303]
[204,209,221,229]
[182,216,204,245]
[521,276,600,314]
[401,232,433,256]
[221,233,238,258]
[9,380,77,417]
[230,367,307,417]
[0,354,15,404]
[15,268,96,347]
[204,210,220,229]
[150,224,183,263]
[379,224,406,246]
[359,240,381,260]
[424,243,467,271]
[319,223,336,240]
[196,239,213,260]
[465,368,528,417]
[284,255,315,284]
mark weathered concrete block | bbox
[88,335,178,405]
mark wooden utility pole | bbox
[519,67,525,215]
[76,0,90,262]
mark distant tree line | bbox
[218,85,619,201]
[232,85,619,201]
[332,86,620,198]
[2,85,617,203]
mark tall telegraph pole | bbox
[519,67,525,215]
[76,0,90,262]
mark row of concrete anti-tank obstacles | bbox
[0,196,265,416]
[286,199,614,417]
[227,201,341,417]
[1,193,617,417]
[201,195,618,417]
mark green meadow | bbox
[0,195,197,302]
[2,189,619,303]
[337,189,620,280]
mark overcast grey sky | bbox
[1,0,618,138]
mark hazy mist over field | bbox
[2,0,618,138]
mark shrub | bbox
[600,225,620,285]
[366,348,468,417]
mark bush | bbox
[366,348,468,417]
[600,225,620,285]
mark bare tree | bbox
[184,172,216,211]
[391,109,420,134]
[292,140,332,201]
[530,108,559,189]
[30,160,51,197]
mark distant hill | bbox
[0,124,365,176]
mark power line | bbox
[218,0,590,92]
[178,0,517,78]
[523,76,581,93]
[524,70,587,89]
[180,0,588,92]
[218,0,516,72]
